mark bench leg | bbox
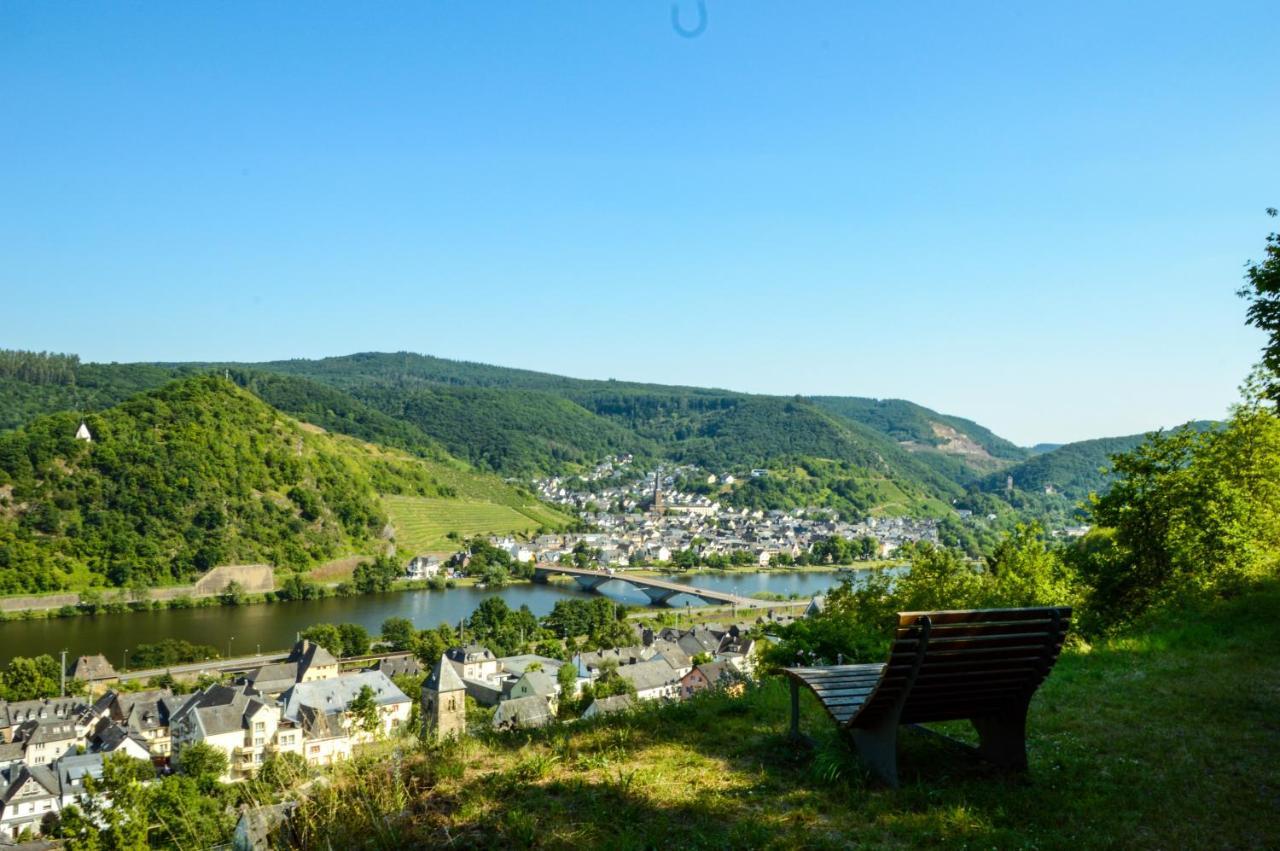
[970,699,1029,770]
[789,679,801,740]
[850,717,900,788]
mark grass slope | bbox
[296,583,1280,849]
[384,496,561,554]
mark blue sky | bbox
[1,2,1276,445]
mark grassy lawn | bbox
[383,495,558,554]
[292,581,1280,849]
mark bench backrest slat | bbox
[856,606,1070,725]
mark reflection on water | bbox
[0,569,870,667]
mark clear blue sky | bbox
[2,2,1277,445]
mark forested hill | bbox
[976,422,1217,501]
[808,396,1029,467]
[218,353,1024,485]
[1,348,1209,523]
[0,375,564,595]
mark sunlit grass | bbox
[383,495,557,553]
[285,581,1280,849]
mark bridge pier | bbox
[642,587,680,606]
[574,575,610,592]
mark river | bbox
[0,569,859,668]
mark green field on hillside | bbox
[384,495,563,554]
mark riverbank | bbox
[0,569,847,666]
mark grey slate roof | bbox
[515,670,558,698]
[583,693,635,717]
[424,655,465,693]
[690,660,737,686]
[297,705,344,740]
[0,762,60,805]
[647,640,693,671]
[70,654,118,681]
[172,683,263,737]
[287,639,338,670]
[447,643,496,665]
[616,659,679,693]
[55,752,106,798]
[368,656,422,679]
[495,654,564,678]
[280,671,408,723]
[244,662,301,694]
[492,696,554,730]
[2,698,87,727]
[114,689,175,734]
[22,719,79,746]
[93,722,151,756]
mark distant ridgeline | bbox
[0,373,566,595]
[0,349,1208,552]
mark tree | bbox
[381,616,416,651]
[412,628,449,667]
[219,580,246,606]
[258,750,308,791]
[177,741,228,788]
[1240,208,1280,403]
[148,774,234,848]
[353,555,399,594]
[0,654,61,701]
[349,684,381,734]
[338,622,371,658]
[985,523,1078,609]
[1080,401,1280,632]
[300,623,344,657]
[128,639,219,668]
[556,658,578,695]
[278,571,323,601]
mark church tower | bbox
[653,471,664,512]
[422,653,466,742]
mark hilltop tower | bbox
[422,653,466,742]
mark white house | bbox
[0,763,60,842]
[280,671,411,745]
[405,555,441,580]
[615,659,681,702]
[170,684,301,782]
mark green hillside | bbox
[0,375,569,595]
[8,348,1195,523]
[976,422,1217,501]
[810,396,1029,472]
[356,384,651,475]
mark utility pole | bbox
[60,649,67,697]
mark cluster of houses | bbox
[521,463,942,569]
[421,619,759,740]
[2,619,764,842]
[0,642,412,843]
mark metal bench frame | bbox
[784,606,1070,787]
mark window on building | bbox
[254,721,265,732]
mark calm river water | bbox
[0,570,859,668]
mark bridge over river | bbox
[532,565,770,608]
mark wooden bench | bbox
[784,606,1070,787]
